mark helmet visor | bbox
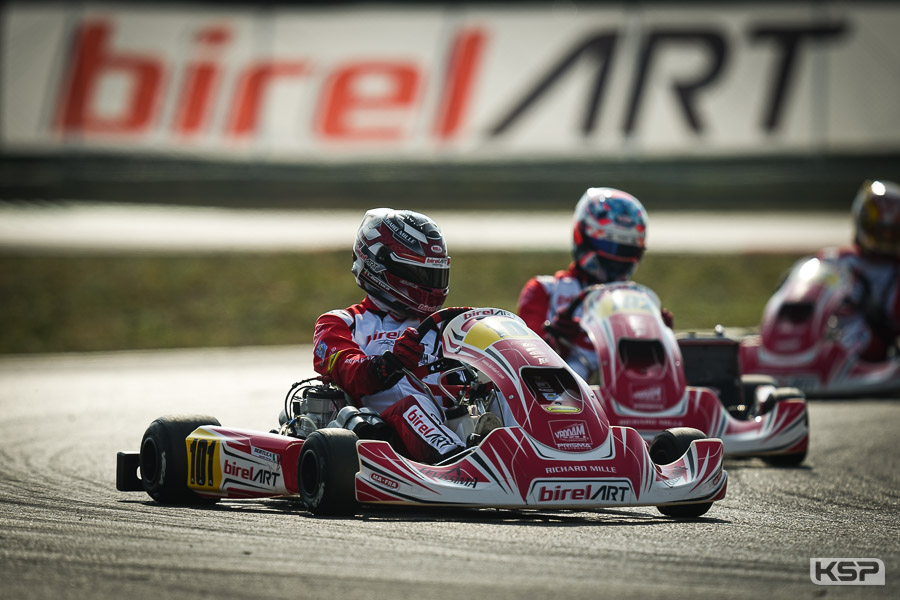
[589,238,645,262]
[381,249,450,289]
[859,223,900,255]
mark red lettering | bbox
[51,20,484,145]
[538,484,596,502]
[227,61,309,137]
[434,28,487,139]
[174,26,231,135]
[56,21,163,133]
[224,460,254,480]
[317,62,420,140]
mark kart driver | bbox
[312,208,467,464]
[517,187,672,381]
[817,179,900,361]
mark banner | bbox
[2,2,899,161]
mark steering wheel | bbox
[544,285,598,344]
[416,306,474,341]
[413,307,473,372]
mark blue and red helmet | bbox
[352,208,450,318]
[572,188,648,283]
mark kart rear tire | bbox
[650,427,713,519]
[140,414,221,505]
[298,429,360,516]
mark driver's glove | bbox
[543,313,582,357]
[661,308,674,329]
[544,313,582,343]
[392,327,425,369]
[370,327,424,389]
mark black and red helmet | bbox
[572,187,648,283]
[852,180,900,258]
[352,208,450,318]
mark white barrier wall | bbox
[2,2,899,162]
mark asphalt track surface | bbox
[1,346,897,600]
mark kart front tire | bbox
[298,429,360,516]
[741,374,778,415]
[650,427,714,519]
[140,414,221,505]
[763,450,808,467]
[759,387,808,466]
[757,386,805,416]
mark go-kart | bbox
[739,256,900,398]
[553,283,809,465]
[117,307,727,518]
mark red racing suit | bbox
[517,264,603,381]
[818,245,900,361]
[517,263,670,381]
[312,296,465,463]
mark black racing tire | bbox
[298,429,361,516]
[649,427,714,519]
[757,386,805,416]
[140,414,221,505]
[741,374,779,415]
[760,388,808,466]
[763,449,808,467]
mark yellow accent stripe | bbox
[327,349,344,373]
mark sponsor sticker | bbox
[224,459,282,487]
[371,472,400,489]
[530,478,634,504]
[632,386,662,405]
[420,466,478,488]
[403,406,458,453]
[549,420,592,451]
[251,446,281,465]
[364,256,387,273]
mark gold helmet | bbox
[852,180,900,258]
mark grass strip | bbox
[0,251,803,354]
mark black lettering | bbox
[837,561,858,582]
[815,560,837,582]
[856,561,879,582]
[489,32,618,136]
[189,439,196,485]
[196,440,207,486]
[749,23,848,132]
[624,28,728,135]
[206,441,215,487]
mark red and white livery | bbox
[118,307,727,517]
[740,256,900,397]
[569,283,809,465]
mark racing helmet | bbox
[351,208,450,318]
[572,187,648,283]
[852,180,900,258]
